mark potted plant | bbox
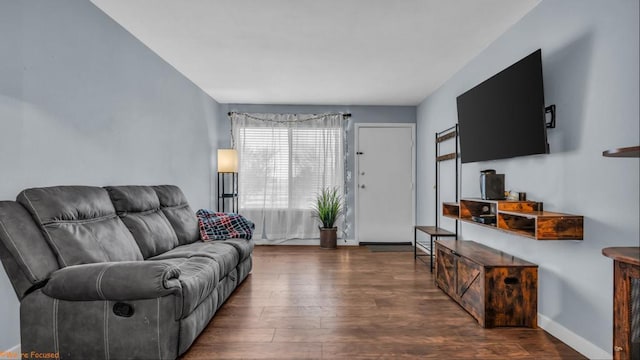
[312,187,344,249]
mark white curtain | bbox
[231,113,345,243]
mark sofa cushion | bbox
[106,186,179,259]
[155,256,220,318]
[0,201,60,299]
[17,186,143,267]
[150,241,240,279]
[152,185,199,245]
[221,238,254,262]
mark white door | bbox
[356,124,415,244]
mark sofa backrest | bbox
[0,201,60,299]
[152,185,200,245]
[17,186,143,267]
[105,186,179,259]
[0,184,198,299]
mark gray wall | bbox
[219,104,417,241]
[0,0,221,349]
[416,0,639,357]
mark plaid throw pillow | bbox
[196,209,255,241]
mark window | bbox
[237,127,344,209]
[238,127,290,209]
[231,113,344,241]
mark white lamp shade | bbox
[217,149,238,173]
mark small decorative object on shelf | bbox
[602,145,640,158]
[506,190,527,201]
[217,149,238,213]
[479,169,505,200]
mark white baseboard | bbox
[1,344,20,359]
[538,313,610,359]
[254,239,358,246]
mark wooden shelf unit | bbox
[603,247,640,360]
[442,202,460,219]
[441,199,583,240]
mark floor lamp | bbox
[217,149,238,213]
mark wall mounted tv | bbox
[457,49,549,164]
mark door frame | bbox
[354,123,416,245]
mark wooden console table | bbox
[435,239,538,328]
[603,247,640,360]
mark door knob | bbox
[360,185,366,189]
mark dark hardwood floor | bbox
[181,246,585,359]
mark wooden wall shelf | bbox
[442,202,460,219]
[603,145,640,158]
[441,199,583,240]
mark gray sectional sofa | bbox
[0,185,254,359]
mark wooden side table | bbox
[603,247,640,360]
[414,226,456,272]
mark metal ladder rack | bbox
[414,124,459,271]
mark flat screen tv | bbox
[457,49,548,164]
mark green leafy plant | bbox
[312,187,344,229]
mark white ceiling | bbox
[91,0,540,106]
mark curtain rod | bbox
[227,111,351,119]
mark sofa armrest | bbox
[43,261,181,301]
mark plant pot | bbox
[319,227,337,249]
